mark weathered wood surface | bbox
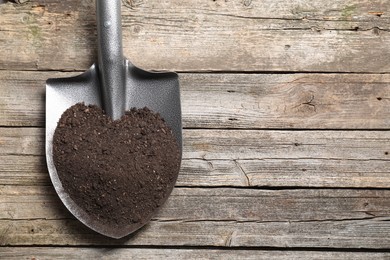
[0,128,389,187]
[2,128,389,159]
[1,248,390,260]
[1,0,390,256]
[3,186,389,221]
[1,128,388,248]
[3,217,390,248]
[1,71,390,129]
[3,155,390,188]
[1,185,390,248]
[0,1,389,72]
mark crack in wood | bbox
[224,231,235,247]
[291,93,317,112]
[234,160,250,186]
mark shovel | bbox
[45,0,181,238]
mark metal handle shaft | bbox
[96,0,126,120]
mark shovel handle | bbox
[96,0,126,120]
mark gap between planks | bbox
[1,247,390,259]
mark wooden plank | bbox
[0,1,389,72]
[0,155,48,186]
[183,130,390,161]
[1,218,390,248]
[2,156,390,188]
[2,128,389,160]
[2,186,389,221]
[1,247,390,260]
[238,158,390,188]
[0,186,389,248]
[0,70,53,127]
[181,73,390,129]
[1,71,390,129]
[0,128,389,187]
[3,218,390,248]
[0,128,43,156]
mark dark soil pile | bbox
[53,103,181,228]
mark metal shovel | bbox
[45,0,181,239]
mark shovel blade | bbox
[46,61,181,238]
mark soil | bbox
[53,103,181,229]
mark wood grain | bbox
[1,185,389,248]
[1,247,390,260]
[1,0,389,255]
[2,217,390,248]
[0,128,388,188]
[2,185,389,221]
[183,130,390,161]
[1,71,390,129]
[2,156,390,188]
[0,1,389,72]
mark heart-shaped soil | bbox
[53,103,181,233]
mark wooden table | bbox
[1,0,390,259]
